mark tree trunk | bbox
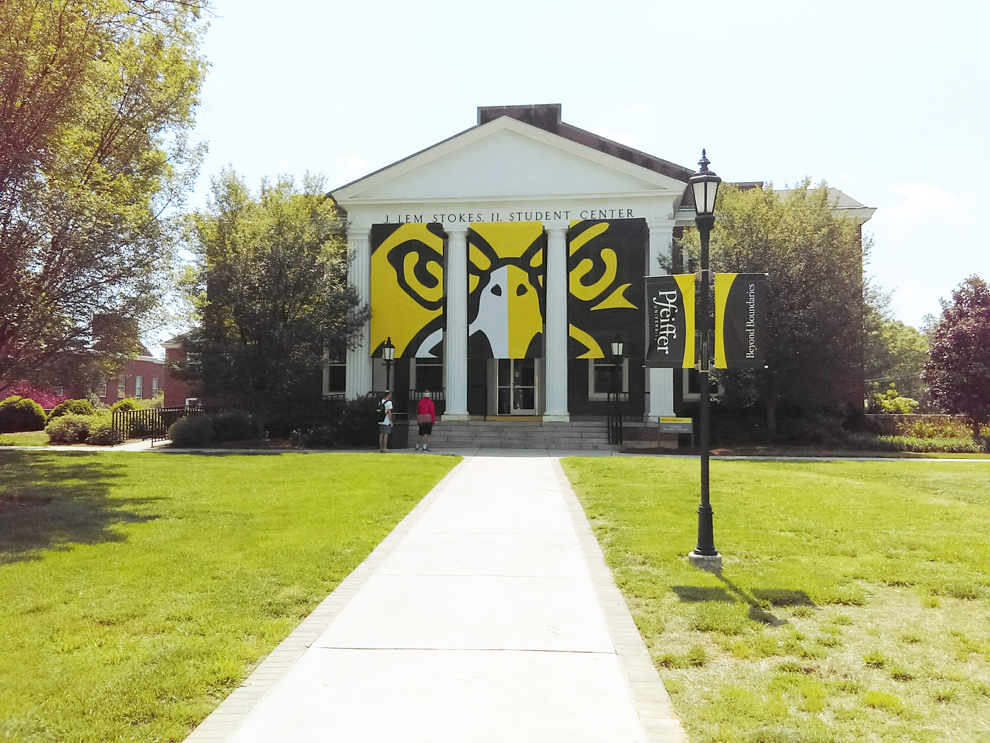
[974,419,983,446]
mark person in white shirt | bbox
[378,390,393,452]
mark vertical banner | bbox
[645,275,696,368]
[466,222,546,359]
[566,219,647,358]
[370,223,445,358]
[714,273,766,368]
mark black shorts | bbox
[418,422,433,435]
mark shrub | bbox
[0,396,48,432]
[168,414,213,447]
[45,413,93,443]
[211,411,254,442]
[110,398,139,414]
[86,415,123,446]
[336,397,379,446]
[48,399,96,420]
[294,425,339,448]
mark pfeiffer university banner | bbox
[715,273,766,369]
[645,275,695,368]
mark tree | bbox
[922,276,990,444]
[864,288,929,404]
[680,181,869,434]
[0,0,208,394]
[180,170,367,409]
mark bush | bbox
[293,425,338,448]
[844,433,985,454]
[0,396,48,432]
[45,413,93,443]
[110,398,139,414]
[335,397,380,446]
[86,415,123,446]
[48,399,95,420]
[211,411,254,442]
[168,414,213,447]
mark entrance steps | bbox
[424,419,615,451]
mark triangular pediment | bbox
[333,117,688,205]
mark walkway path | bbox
[184,451,687,742]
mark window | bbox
[152,377,159,396]
[98,380,107,398]
[588,358,628,400]
[682,369,724,401]
[135,376,143,398]
[117,375,126,398]
[411,358,443,392]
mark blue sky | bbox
[185,0,990,332]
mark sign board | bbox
[658,417,693,434]
[715,273,767,369]
[644,275,695,368]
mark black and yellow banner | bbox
[715,273,766,369]
[567,219,646,358]
[467,222,546,359]
[644,275,696,368]
[370,223,445,358]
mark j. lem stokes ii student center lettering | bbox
[327,104,875,448]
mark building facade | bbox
[332,104,875,423]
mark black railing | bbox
[607,391,630,445]
[111,393,349,446]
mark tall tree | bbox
[0,0,208,393]
[680,181,869,433]
[181,170,367,406]
[922,276,990,444]
[864,287,929,402]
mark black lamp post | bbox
[609,334,624,445]
[688,150,722,570]
[383,336,395,392]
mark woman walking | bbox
[416,391,436,452]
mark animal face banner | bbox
[567,219,647,358]
[370,223,445,358]
[467,222,546,359]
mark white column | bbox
[647,220,676,419]
[543,224,569,421]
[443,227,469,420]
[345,225,372,399]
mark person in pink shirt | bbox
[416,391,436,452]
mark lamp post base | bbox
[688,550,723,573]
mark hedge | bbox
[0,396,47,433]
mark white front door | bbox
[496,359,538,414]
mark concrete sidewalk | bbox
[184,451,687,743]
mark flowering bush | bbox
[2,383,66,409]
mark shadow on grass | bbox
[0,451,160,565]
[673,576,815,627]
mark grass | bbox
[0,450,459,743]
[0,430,49,446]
[562,457,990,743]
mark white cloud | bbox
[620,104,649,115]
[340,153,371,173]
[884,182,963,222]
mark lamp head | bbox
[688,149,721,217]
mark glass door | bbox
[496,359,538,414]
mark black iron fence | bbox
[606,391,631,445]
[111,393,349,446]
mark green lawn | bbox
[0,431,49,446]
[562,458,990,743]
[0,450,459,743]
